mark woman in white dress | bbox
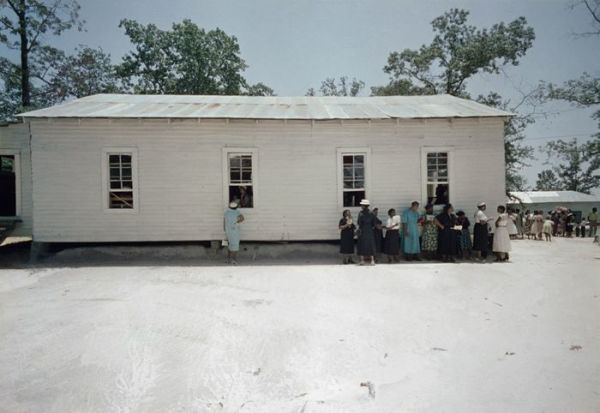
[493,205,511,262]
[506,207,518,239]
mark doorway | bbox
[0,154,17,216]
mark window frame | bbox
[101,147,139,213]
[337,147,371,209]
[222,147,258,210]
[0,149,21,217]
[421,146,454,206]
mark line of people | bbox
[339,199,512,265]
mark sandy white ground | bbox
[1,238,599,413]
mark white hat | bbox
[229,201,239,209]
[478,202,486,207]
[359,199,370,206]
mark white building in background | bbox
[2,93,511,243]
[508,191,600,220]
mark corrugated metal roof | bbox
[509,191,600,204]
[17,93,514,120]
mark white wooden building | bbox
[6,94,511,243]
[508,191,600,219]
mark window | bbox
[342,153,367,207]
[227,153,254,208]
[426,152,449,205]
[0,154,17,216]
[102,148,138,211]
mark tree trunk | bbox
[18,9,30,108]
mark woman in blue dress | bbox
[224,201,244,264]
[402,201,421,261]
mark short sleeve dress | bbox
[402,209,421,254]
[339,218,356,254]
[224,208,241,251]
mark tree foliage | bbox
[0,0,84,107]
[541,138,600,193]
[306,76,365,96]
[535,169,559,191]
[117,19,271,96]
[476,92,535,191]
[374,9,535,97]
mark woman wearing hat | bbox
[224,201,244,264]
[473,202,489,261]
[435,203,459,262]
[357,199,376,265]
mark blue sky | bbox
[3,0,600,187]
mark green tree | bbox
[476,92,536,191]
[117,19,272,96]
[541,2,600,184]
[0,0,84,108]
[535,169,559,190]
[306,76,365,96]
[374,9,535,97]
[541,138,600,193]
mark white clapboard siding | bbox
[29,117,506,242]
[0,122,33,236]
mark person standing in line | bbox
[435,203,459,263]
[524,209,534,240]
[514,208,524,239]
[507,207,518,240]
[402,201,422,261]
[357,199,376,265]
[588,207,597,238]
[339,210,356,264]
[224,201,244,265]
[384,208,401,263]
[373,208,385,262]
[493,205,511,261]
[542,214,554,242]
[456,210,472,259]
[421,204,438,260]
[535,210,545,240]
[473,202,490,261]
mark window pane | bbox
[110,181,121,189]
[343,190,365,207]
[122,181,133,189]
[109,168,121,179]
[229,185,253,208]
[354,155,364,165]
[343,167,353,179]
[121,155,131,163]
[343,155,353,164]
[109,155,119,163]
[241,171,252,182]
[229,157,241,167]
[0,155,14,172]
[241,157,252,167]
[109,191,134,208]
[354,167,364,179]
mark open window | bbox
[223,149,257,209]
[0,153,19,216]
[338,148,370,208]
[102,148,138,212]
[422,148,453,206]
